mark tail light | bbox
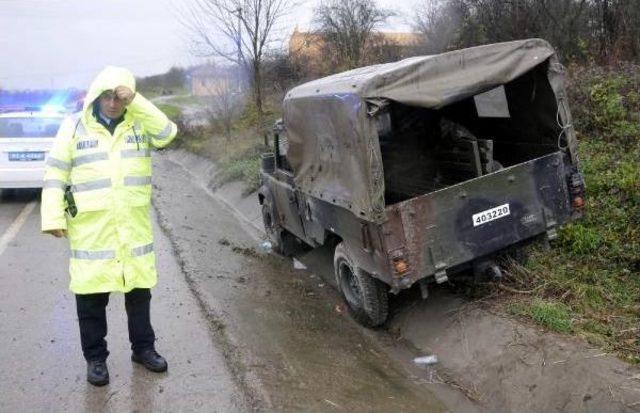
[393,258,409,276]
[572,196,585,209]
[569,172,586,210]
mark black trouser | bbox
[75,288,156,362]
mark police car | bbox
[0,108,67,188]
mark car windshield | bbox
[0,116,63,138]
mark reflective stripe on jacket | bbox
[40,66,177,294]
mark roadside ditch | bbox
[157,148,640,413]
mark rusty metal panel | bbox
[382,152,571,284]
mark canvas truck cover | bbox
[283,39,577,223]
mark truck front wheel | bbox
[334,242,388,328]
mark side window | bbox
[473,85,511,118]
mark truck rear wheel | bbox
[334,242,388,327]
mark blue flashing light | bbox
[43,90,74,113]
[40,104,66,113]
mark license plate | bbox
[8,152,45,161]
[472,203,510,227]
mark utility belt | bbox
[64,186,78,218]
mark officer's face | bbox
[98,90,126,120]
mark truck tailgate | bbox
[382,152,572,282]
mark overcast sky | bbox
[0,0,415,90]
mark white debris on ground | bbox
[414,355,439,366]
[293,258,307,270]
[259,240,272,253]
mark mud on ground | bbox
[152,156,465,412]
[155,149,640,413]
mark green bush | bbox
[590,78,629,125]
[569,65,640,141]
[218,157,261,194]
[558,224,602,254]
[156,103,181,121]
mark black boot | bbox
[87,360,109,386]
[131,349,168,372]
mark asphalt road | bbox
[0,189,247,412]
[0,161,463,412]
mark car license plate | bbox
[472,203,510,227]
[8,152,45,162]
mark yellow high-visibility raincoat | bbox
[41,66,177,294]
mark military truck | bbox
[258,39,586,327]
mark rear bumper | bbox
[382,152,573,288]
[0,168,45,188]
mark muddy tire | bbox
[334,242,388,328]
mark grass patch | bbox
[155,82,283,193]
[140,86,189,100]
[159,94,210,107]
[172,114,269,194]
[156,103,182,121]
[216,143,264,194]
[500,140,640,363]
[498,67,640,364]
[166,96,282,194]
[510,299,575,333]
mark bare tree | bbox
[181,0,292,140]
[413,0,599,62]
[414,0,475,54]
[313,0,394,69]
[589,0,640,62]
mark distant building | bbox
[289,29,324,64]
[188,65,242,97]
[289,27,422,75]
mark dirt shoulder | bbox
[391,290,640,412]
[159,148,640,413]
[152,151,467,412]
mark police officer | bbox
[41,66,178,386]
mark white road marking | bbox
[0,201,37,257]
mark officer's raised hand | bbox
[114,85,135,105]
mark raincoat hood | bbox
[82,66,136,118]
